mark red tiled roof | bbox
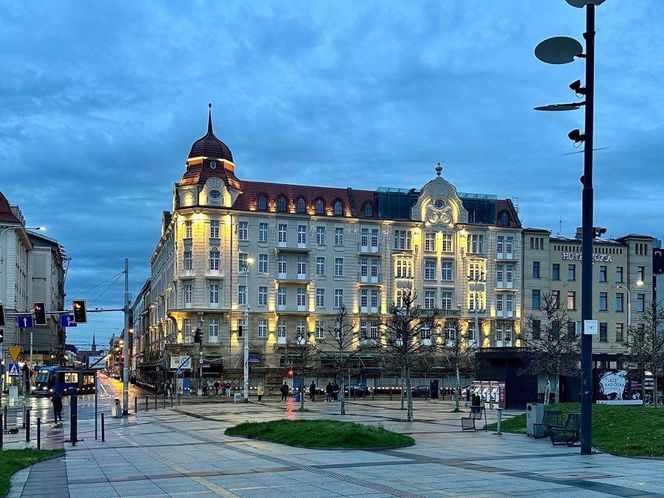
[233,180,377,218]
[0,191,20,224]
[180,163,241,190]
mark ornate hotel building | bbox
[136,110,658,390]
[138,110,526,388]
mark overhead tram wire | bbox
[90,272,125,309]
[75,270,125,298]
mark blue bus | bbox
[32,366,96,396]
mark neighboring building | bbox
[141,108,524,390]
[130,278,152,385]
[522,229,655,365]
[0,191,67,375]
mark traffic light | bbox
[0,330,3,344]
[0,304,5,326]
[33,302,47,325]
[238,325,243,338]
[194,328,203,344]
[73,300,87,323]
[287,369,294,378]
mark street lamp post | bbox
[617,281,644,330]
[242,258,253,402]
[533,0,605,456]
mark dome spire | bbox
[435,162,443,177]
[207,102,213,135]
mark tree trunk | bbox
[554,375,560,405]
[455,365,461,412]
[543,375,551,407]
[653,375,658,407]
[405,366,413,422]
[300,371,305,410]
[640,365,646,403]
[340,379,346,415]
[400,371,405,410]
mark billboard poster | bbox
[595,369,643,405]
[471,380,505,408]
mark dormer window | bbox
[315,198,325,215]
[257,194,268,211]
[498,210,510,227]
[363,202,374,217]
[333,200,344,216]
[210,161,217,169]
[296,197,306,214]
[277,195,288,213]
[209,190,221,200]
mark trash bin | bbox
[114,398,122,418]
[233,393,242,403]
[295,392,301,402]
[526,402,543,436]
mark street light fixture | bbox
[533,0,605,455]
[242,257,254,402]
[616,281,645,329]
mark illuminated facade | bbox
[143,110,525,388]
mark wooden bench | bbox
[533,410,561,439]
[550,412,581,446]
[461,406,487,431]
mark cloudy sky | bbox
[1,1,662,348]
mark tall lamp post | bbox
[617,281,644,330]
[533,0,605,454]
[241,257,253,402]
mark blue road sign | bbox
[16,315,33,328]
[8,362,20,377]
[60,314,77,327]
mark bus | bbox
[32,366,97,396]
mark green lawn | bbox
[0,449,64,496]
[225,419,414,449]
[487,403,664,457]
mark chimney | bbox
[575,227,583,239]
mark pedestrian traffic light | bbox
[33,302,47,325]
[288,369,294,377]
[0,304,5,326]
[73,300,87,323]
[194,328,203,344]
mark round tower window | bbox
[434,199,445,209]
[209,190,221,199]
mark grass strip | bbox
[0,449,64,497]
[487,402,664,457]
[225,419,414,449]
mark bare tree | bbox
[317,305,360,415]
[519,292,580,405]
[442,318,475,412]
[380,290,439,422]
[286,330,317,411]
[625,300,664,405]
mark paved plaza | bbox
[8,397,664,497]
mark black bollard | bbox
[37,418,41,450]
[3,405,7,430]
[134,396,137,414]
[22,406,26,428]
[25,408,30,442]
[0,413,3,450]
[101,413,105,442]
[70,394,78,446]
[146,396,149,412]
[163,394,166,409]
[177,393,181,406]
[154,395,157,410]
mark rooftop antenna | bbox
[558,219,562,235]
[513,196,519,213]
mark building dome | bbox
[188,104,233,162]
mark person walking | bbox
[332,381,339,402]
[257,384,264,403]
[309,381,316,402]
[325,382,332,402]
[280,382,289,402]
[50,391,63,424]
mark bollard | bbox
[37,418,41,450]
[163,394,166,409]
[22,406,26,428]
[170,395,173,408]
[177,393,181,406]
[25,408,31,442]
[0,413,3,450]
[154,395,157,410]
[3,405,7,430]
[101,413,105,442]
[134,396,137,414]
[146,396,149,412]
[70,394,78,446]
[496,408,503,435]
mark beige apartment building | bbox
[522,229,655,359]
[140,110,525,389]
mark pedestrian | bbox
[332,381,339,401]
[325,382,332,402]
[214,381,220,395]
[257,384,264,403]
[309,381,316,402]
[280,382,289,402]
[50,391,63,424]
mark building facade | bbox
[142,110,526,389]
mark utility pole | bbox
[122,258,129,416]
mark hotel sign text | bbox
[562,252,612,263]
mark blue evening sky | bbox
[1,1,662,349]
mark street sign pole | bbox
[122,258,130,416]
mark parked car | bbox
[344,384,370,397]
[411,385,431,398]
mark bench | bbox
[461,406,487,431]
[533,410,561,439]
[550,412,581,446]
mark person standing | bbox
[257,384,264,403]
[280,382,289,402]
[326,382,332,402]
[50,391,63,424]
[309,381,316,402]
[332,381,339,401]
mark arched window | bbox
[498,210,510,227]
[209,249,220,271]
[296,197,306,214]
[257,194,267,211]
[363,202,374,217]
[277,195,288,213]
[315,198,325,215]
[333,199,344,216]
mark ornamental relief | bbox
[425,199,454,227]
